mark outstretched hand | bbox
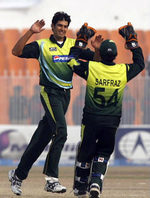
[75,23,96,48]
[91,35,103,50]
[30,19,45,33]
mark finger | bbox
[39,20,45,28]
[96,35,102,39]
[96,35,104,42]
[34,20,39,25]
[91,40,96,45]
[40,19,45,23]
[84,23,88,26]
[39,19,45,25]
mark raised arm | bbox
[12,19,45,56]
[119,22,145,81]
[68,23,97,79]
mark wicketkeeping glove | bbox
[75,23,96,48]
[119,22,139,50]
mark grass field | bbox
[0,166,150,198]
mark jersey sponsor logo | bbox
[52,55,74,62]
[49,47,57,51]
[118,130,150,160]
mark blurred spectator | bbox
[72,85,86,125]
[120,86,136,125]
[9,86,28,124]
[28,85,44,124]
[146,54,150,76]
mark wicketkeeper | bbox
[68,22,145,198]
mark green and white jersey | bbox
[37,37,75,89]
[84,61,127,116]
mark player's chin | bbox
[58,32,66,38]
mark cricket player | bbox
[68,22,145,198]
[8,12,98,196]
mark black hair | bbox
[52,11,71,26]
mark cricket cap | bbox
[100,39,117,61]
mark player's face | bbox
[52,20,69,41]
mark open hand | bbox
[30,19,45,33]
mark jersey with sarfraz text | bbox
[84,61,127,116]
[37,38,75,89]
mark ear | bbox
[51,24,54,31]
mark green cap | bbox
[100,39,117,61]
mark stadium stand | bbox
[21,29,40,76]
[0,74,9,123]
[144,30,150,58]
[136,30,147,76]
[0,30,9,123]
[66,29,75,38]
[38,28,52,39]
[0,30,8,75]
[136,30,147,57]
[4,29,26,76]
[0,28,149,125]
[96,29,109,40]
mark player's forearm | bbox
[127,47,145,81]
[12,29,34,56]
[132,47,145,70]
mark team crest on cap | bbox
[109,40,115,43]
